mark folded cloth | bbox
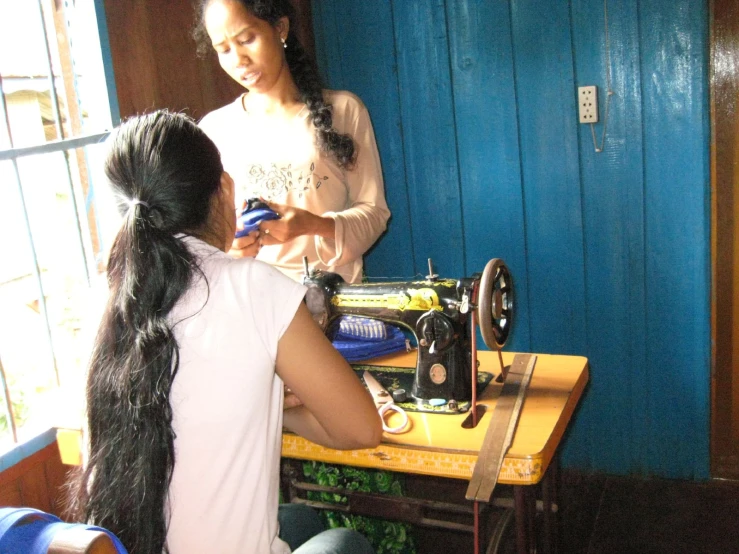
[334,316,388,341]
[333,324,408,362]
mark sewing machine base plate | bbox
[352,364,494,414]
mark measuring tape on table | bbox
[282,433,544,484]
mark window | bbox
[0,0,119,450]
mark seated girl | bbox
[67,111,382,554]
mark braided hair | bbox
[193,0,356,169]
[69,111,224,553]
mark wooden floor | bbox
[403,470,739,553]
[555,471,739,554]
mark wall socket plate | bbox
[578,86,599,124]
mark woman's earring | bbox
[281,37,287,49]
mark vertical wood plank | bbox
[639,0,710,479]
[0,481,23,507]
[103,0,242,120]
[20,462,51,513]
[445,0,531,352]
[509,1,587,355]
[568,0,648,473]
[323,1,414,278]
[102,1,158,117]
[391,0,465,278]
[45,455,73,519]
[291,0,317,63]
[310,0,344,88]
[711,0,739,480]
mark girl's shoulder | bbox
[323,89,366,110]
[322,90,370,127]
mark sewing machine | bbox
[302,258,514,406]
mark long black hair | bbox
[69,111,224,554]
[193,0,356,169]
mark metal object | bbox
[303,258,515,407]
[392,388,408,403]
[363,370,410,434]
[478,258,514,350]
[281,460,552,554]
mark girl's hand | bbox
[259,200,335,245]
[229,230,260,258]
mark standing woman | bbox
[194,0,390,284]
[194,7,414,554]
[69,111,381,554]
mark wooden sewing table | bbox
[280,350,589,554]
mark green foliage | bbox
[303,461,417,554]
[0,390,29,434]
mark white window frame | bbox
[0,0,118,454]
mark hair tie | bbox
[129,198,150,210]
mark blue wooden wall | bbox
[312,0,711,479]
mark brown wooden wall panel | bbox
[0,443,74,519]
[46,451,75,517]
[102,0,315,121]
[292,0,316,62]
[102,0,243,120]
[19,463,51,514]
[0,481,23,508]
[711,0,739,479]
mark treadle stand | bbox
[281,458,561,554]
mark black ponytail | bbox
[69,111,223,554]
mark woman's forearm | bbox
[310,213,335,240]
[283,405,380,450]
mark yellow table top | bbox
[55,350,588,485]
[282,350,589,485]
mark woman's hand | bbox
[259,200,335,245]
[229,230,260,258]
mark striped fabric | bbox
[335,316,388,341]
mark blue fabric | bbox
[278,504,374,554]
[0,508,128,554]
[332,324,408,362]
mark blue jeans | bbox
[278,504,375,554]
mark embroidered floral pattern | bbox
[244,162,329,201]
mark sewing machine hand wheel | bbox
[477,258,513,349]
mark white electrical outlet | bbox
[578,86,599,124]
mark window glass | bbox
[0,0,118,450]
[0,0,112,143]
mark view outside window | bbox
[0,0,119,450]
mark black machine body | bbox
[302,258,513,406]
